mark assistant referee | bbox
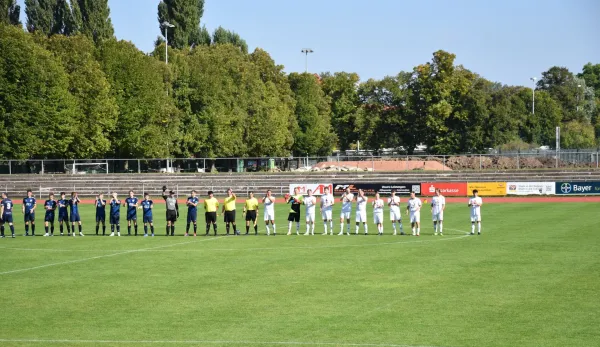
[222,189,238,236]
[204,191,219,236]
[243,191,259,235]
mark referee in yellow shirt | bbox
[222,188,238,235]
[204,191,219,236]
[243,192,259,235]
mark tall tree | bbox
[356,75,410,152]
[44,35,118,158]
[405,50,464,154]
[52,0,77,35]
[288,73,336,156]
[0,24,79,159]
[25,0,77,36]
[212,26,248,53]
[77,0,113,42]
[561,120,596,148]
[70,0,82,32]
[97,39,180,158]
[536,66,593,123]
[1,0,20,25]
[25,0,56,34]
[248,49,296,156]
[321,72,361,150]
[157,0,205,49]
[578,63,600,96]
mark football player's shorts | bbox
[355,211,367,223]
[409,212,420,224]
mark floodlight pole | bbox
[301,48,314,73]
[530,77,536,114]
[162,21,175,96]
[576,84,582,111]
[162,21,175,65]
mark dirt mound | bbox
[314,160,451,171]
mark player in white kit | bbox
[406,191,422,236]
[431,188,446,236]
[338,187,354,235]
[262,190,276,235]
[355,189,368,235]
[468,189,483,235]
[304,189,317,235]
[372,192,384,235]
[320,186,334,235]
[388,190,403,235]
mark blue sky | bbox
[18,0,600,86]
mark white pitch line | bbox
[0,338,448,347]
[0,232,470,253]
[0,237,222,276]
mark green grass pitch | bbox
[0,201,598,347]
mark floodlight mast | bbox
[301,48,314,73]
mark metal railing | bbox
[0,151,598,175]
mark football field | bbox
[0,201,598,347]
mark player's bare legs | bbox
[265,219,275,235]
[355,221,368,235]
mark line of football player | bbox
[0,187,483,238]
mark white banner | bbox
[289,183,333,196]
[506,182,556,195]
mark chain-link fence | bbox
[0,151,598,175]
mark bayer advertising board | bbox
[555,182,600,195]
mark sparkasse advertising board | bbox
[555,182,600,195]
[289,183,333,196]
[507,182,556,195]
[420,182,468,196]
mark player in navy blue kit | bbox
[43,193,57,236]
[186,190,199,237]
[140,193,154,237]
[69,192,84,237]
[57,192,71,236]
[124,191,139,236]
[109,192,121,237]
[95,193,107,236]
[1,192,16,238]
[22,190,37,236]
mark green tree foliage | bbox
[212,26,248,54]
[578,63,600,96]
[1,0,20,25]
[0,24,78,159]
[1,17,598,159]
[52,0,77,35]
[561,120,596,148]
[96,39,179,158]
[25,0,56,34]
[44,35,118,157]
[249,48,296,155]
[77,0,114,42]
[288,73,336,156]
[157,0,205,49]
[70,0,82,32]
[404,50,476,154]
[178,45,293,157]
[25,0,77,36]
[356,75,410,151]
[537,66,587,122]
[320,72,361,150]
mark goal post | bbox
[67,162,109,175]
